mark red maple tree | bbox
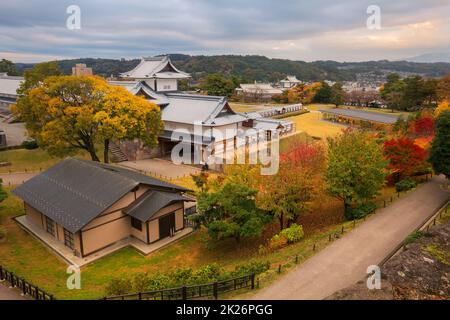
[412,116,435,137]
[384,137,428,180]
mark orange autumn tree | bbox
[257,142,325,230]
[13,75,163,163]
[383,137,429,181]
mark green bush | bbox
[395,178,417,192]
[345,202,377,220]
[105,261,269,296]
[404,230,424,245]
[231,260,270,277]
[280,224,305,243]
[132,273,151,293]
[21,140,38,150]
[105,278,132,296]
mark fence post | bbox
[213,282,218,300]
[250,273,255,290]
[295,255,298,264]
[138,292,142,300]
[278,264,281,273]
[181,286,187,300]
[21,278,26,295]
[341,226,344,234]
[328,234,332,242]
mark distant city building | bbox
[72,63,93,76]
[235,82,283,101]
[279,75,302,89]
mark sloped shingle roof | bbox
[124,190,192,222]
[13,158,187,232]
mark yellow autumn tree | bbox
[435,100,450,117]
[13,75,163,162]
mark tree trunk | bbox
[104,139,110,164]
[87,146,100,162]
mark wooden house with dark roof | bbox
[13,157,193,258]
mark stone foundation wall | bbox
[117,139,162,161]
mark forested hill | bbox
[14,54,450,82]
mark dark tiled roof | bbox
[13,158,187,232]
[320,108,401,124]
[124,189,192,222]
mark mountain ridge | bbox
[14,54,450,82]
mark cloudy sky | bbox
[1,0,450,63]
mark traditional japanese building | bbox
[111,56,295,167]
[279,75,302,89]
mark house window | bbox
[131,217,142,231]
[64,229,74,250]
[163,85,171,90]
[266,130,272,141]
[45,216,55,237]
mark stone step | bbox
[109,143,128,163]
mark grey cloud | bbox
[0,0,449,61]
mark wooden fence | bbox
[0,265,54,300]
[103,273,255,300]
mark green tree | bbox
[429,111,450,179]
[13,75,163,163]
[17,61,62,95]
[330,82,344,106]
[313,81,333,104]
[197,182,272,243]
[200,73,236,97]
[0,59,18,76]
[326,129,388,212]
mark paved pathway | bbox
[252,175,450,300]
[119,158,200,179]
[0,282,27,300]
[0,172,36,185]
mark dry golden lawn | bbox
[286,111,345,139]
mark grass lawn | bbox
[286,111,345,139]
[0,179,403,300]
[0,148,91,173]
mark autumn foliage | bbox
[412,116,435,137]
[383,138,428,180]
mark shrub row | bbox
[105,260,270,296]
[268,224,304,250]
[395,178,417,192]
[345,202,377,220]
